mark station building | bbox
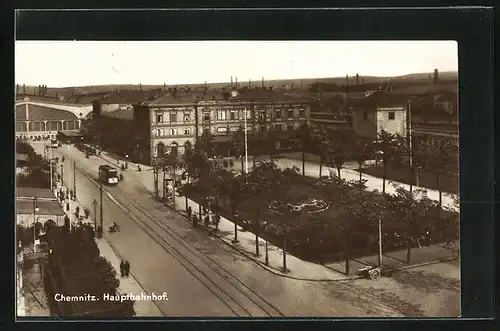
[15,98,82,140]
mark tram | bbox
[98,165,119,185]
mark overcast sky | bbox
[15,40,458,87]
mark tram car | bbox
[98,164,119,185]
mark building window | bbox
[275,109,281,119]
[217,110,227,121]
[204,112,211,121]
[288,109,294,118]
[156,129,164,137]
[184,113,191,123]
[246,110,252,120]
[217,127,228,133]
[363,110,368,121]
[170,128,178,136]
[230,111,238,120]
[229,126,239,132]
[388,112,395,120]
[183,128,191,135]
[259,111,266,121]
[156,113,163,123]
[299,108,305,119]
[170,112,177,123]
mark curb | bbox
[398,255,459,270]
[150,193,358,282]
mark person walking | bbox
[119,260,126,277]
[187,206,192,221]
[123,260,130,277]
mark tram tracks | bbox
[75,165,284,318]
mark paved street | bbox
[29,142,460,317]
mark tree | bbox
[387,184,436,263]
[199,131,216,158]
[310,127,333,178]
[414,136,453,212]
[374,129,405,194]
[231,125,246,174]
[329,129,353,179]
[288,123,312,176]
[351,138,374,186]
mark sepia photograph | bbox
[15,40,460,318]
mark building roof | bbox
[101,108,135,121]
[352,91,411,109]
[96,89,167,104]
[147,89,307,106]
[16,187,57,199]
[16,198,65,216]
[15,104,78,121]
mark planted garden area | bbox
[182,154,459,265]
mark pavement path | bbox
[52,179,163,316]
[27,142,460,317]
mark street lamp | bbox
[32,197,39,252]
[92,199,98,232]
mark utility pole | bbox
[99,183,103,231]
[407,100,414,194]
[73,161,76,199]
[378,218,383,267]
[60,164,64,186]
[92,199,98,232]
[49,151,53,191]
[244,106,248,174]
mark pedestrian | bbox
[119,260,126,277]
[187,206,192,220]
[192,215,198,228]
[124,260,130,277]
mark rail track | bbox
[75,164,285,318]
[51,146,431,317]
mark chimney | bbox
[139,83,142,91]
[163,83,166,91]
[23,84,25,95]
[433,69,439,84]
[262,77,264,88]
[235,77,238,89]
[356,74,359,85]
[231,76,233,87]
[345,74,349,87]
[301,79,303,89]
[249,79,251,89]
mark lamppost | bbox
[32,197,39,252]
[60,164,64,186]
[92,199,98,232]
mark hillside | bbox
[15,71,458,97]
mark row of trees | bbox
[16,141,52,188]
[180,144,458,273]
[45,225,135,317]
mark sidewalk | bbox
[82,149,459,281]
[95,238,164,316]
[53,179,163,316]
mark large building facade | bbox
[130,89,311,165]
[15,100,81,140]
